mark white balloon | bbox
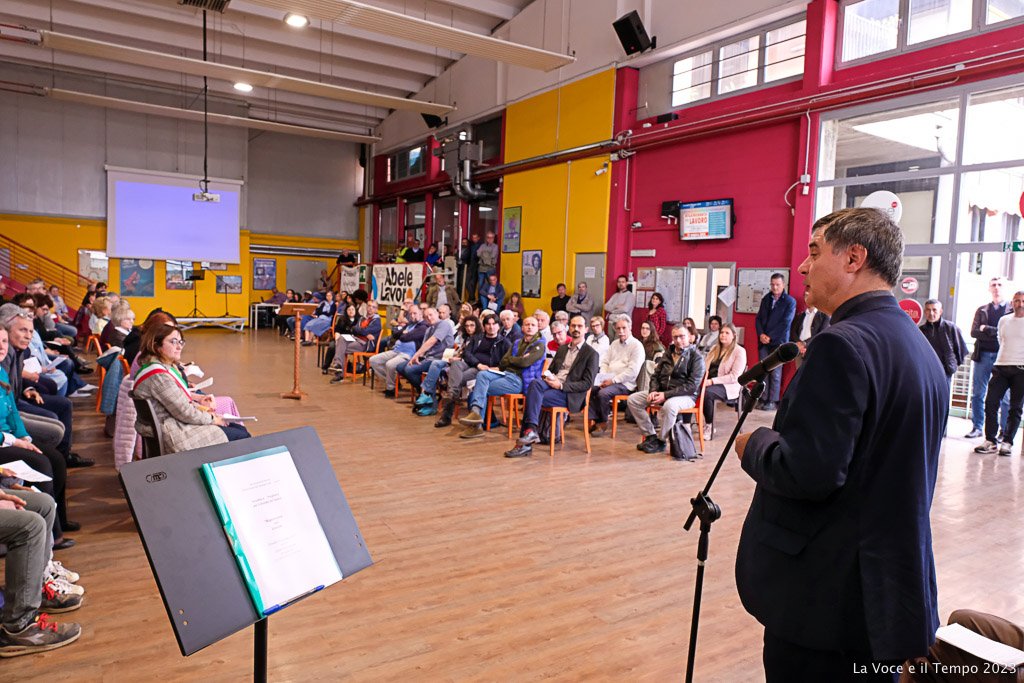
[861,190,903,224]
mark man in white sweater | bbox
[587,315,645,436]
[975,289,1024,456]
[604,275,634,319]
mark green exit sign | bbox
[1004,241,1024,252]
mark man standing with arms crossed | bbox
[734,208,947,681]
[974,290,1024,456]
[966,276,1011,439]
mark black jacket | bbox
[550,294,570,314]
[651,344,705,400]
[547,342,600,412]
[970,301,1011,360]
[789,309,831,344]
[920,318,968,376]
[462,335,510,368]
[737,293,946,660]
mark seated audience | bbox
[498,310,523,345]
[635,321,665,394]
[73,291,96,341]
[434,316,511,427]
[273,289,300,336]
[547,320,567,359]
[901,609,1024,682]
[700,323,746,441]
[47,285,78,340]
[88,297,112,337]
[627,324,705,454]
[534,309,552,344]
[504,292,526,320]
[682,318,700,345]
[587,315,645,436]
[132,322,250,453]
[370,306,426,397]
[415,315,478,417]
[504,315,600,458]
[329,302,381,383]
[457,316,546,439]
[0,488,83,656]
[585,315,610,360]
[566,282,595,322]
[301,291,337,345]
[399,306,456,392]
[425,243,441,267]
[322,303,360,373]
[104,303,135,349]
[698,316,722,354]
[479,273,506,314]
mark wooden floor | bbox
[4,329,1023,681]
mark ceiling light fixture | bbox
[233,82,254,93]
[284,13,309,28]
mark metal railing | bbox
[0,233,94,308]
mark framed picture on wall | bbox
[165,260,193,290]
[119,259,155,297]
[201,261,228,271]
[253,258,276,290]
[502,206,522,253]
[522,250,542,298]
[636,267,656,290]
[216,275,243,295]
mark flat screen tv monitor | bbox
[679,199,734,242]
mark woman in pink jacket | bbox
[701,322,746,441]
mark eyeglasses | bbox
[166,338,186,348]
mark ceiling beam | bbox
[244,0,574,71]
[46,88,381,142]
[34,30,454,115]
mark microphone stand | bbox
[682,379,766,683]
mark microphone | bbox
[738,342,800,385]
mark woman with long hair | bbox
[329,300,381,384]
[504,292,526,319]
[132,323,250,453]
[701,322,747,442]
[647,292,669,347]
[698,315,722,353]
[634,320,665,394]
[682,317,700,346]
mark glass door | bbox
[686,262,736,330]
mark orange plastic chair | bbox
[356,335,385,384]
[541,389,591,456]
[85,334,102,355]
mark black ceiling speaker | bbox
[421,113,447,129]
[613,11,655,56]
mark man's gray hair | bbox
[812,208,904,287]
[550,320,566,333]
[0,303,29,330]
[610,313,631,326]
[924,299,941,307]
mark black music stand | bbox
[120,427,373,681]
[185,269,206,317]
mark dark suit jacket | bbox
[789,309,830,344]
[548,342,599,412]
[755,291,796,348]
[736,292,947,661]
[920,318,968,377]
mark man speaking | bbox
[734,208,948,681]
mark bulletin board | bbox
[654,267,686,322]
[736,268,790,314]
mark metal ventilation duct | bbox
[178,0,232,12]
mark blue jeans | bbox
[467,370,523,414]
[421,359,449,395]
[399,359,434,390]
[972,351,1009,431]
[523,378,568,430]
[759,346,783,403]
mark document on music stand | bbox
[201,446,343,615]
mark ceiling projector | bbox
[193,191,221,203]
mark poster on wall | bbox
[654,267,685,323]
[201,261,228,271]
[253,258,276,291]
[166,260,193,290]
[636,267,656,291]
[119,259,155,297]
[216,275,243,295]
[371,263,426,306]
[735,268,790,314]
[522,250,542,298]
[339,266,360,295]
[502,206,522,253]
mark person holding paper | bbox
[587,315,645,437]
[132,323,250,453]
[479,273,505,313]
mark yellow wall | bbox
[500,69,616,307]
[0,214,357,317]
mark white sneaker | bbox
[48,577,85,596]
[998,442,1013,456]
[46,560,80,584]
[702,423,713,442]
[68,388,95,398]
[77,384,98,392]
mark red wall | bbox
[621,122,801,367]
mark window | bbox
[839,0,1024,65]
[404,197,426,247]
[472,117,503,161]
[433,194,461,259]
[387,144,427,182]
[670,16,805,108]
[378,203,399,258]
